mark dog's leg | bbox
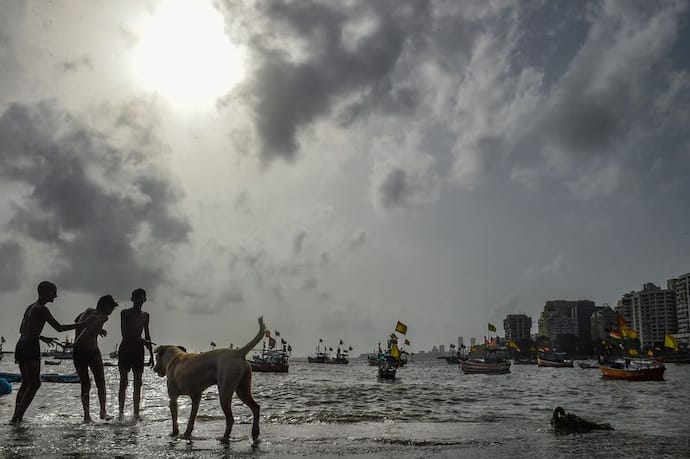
[236,372,260,443]
[170,396,179,437]
[181,394,202,439]
[219,389,235,442]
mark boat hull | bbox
[460,360,511,374]
[0,372,80,384]
[250,362,289,373]
[600,363,665,381]
[537,357,574,368]
[377,364,397,379]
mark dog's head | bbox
[153,345,187,377]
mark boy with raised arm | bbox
[118,288,153,420]
[11,281,80,423]
[73,295,118,423]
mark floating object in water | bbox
[0,378,11,395]
[0,372,80,384]
[551,406,613,434]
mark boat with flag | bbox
[327,339,352,364]
[308,338,330,363]
[459,323,511,374]
[653,333,690,364]
[376,321,408,380]
[250,329,291,372]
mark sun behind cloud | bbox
[130,0,245,110]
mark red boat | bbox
[600,359,665,381]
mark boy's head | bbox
[96,294,118,314]
[131,288,147,303]
[37,281,57,302]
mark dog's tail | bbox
[237,316,266,357]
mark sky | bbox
[1,0,689,356]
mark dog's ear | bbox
[177,346,187,352]
[154,346,161,354]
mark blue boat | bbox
[0,372,80,384]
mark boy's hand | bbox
[40,336,58,347]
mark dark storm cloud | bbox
[377,167,415,210]
[0,240,24,291]
[221,0,431,162]
[0,101,191,294]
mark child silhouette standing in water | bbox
[11,281,80,423]
[118,288,153,420]
[73,295,118,423]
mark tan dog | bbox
[154,317,265,442]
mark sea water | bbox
[1,357,689,457]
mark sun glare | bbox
[131,0,245,109]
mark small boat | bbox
[377,360,398,379]
[42,338,74,360]
[600,359,665,381]
[460,348,511,374]
[653,353,690,364]
[367,353,381,366]
[249,349,290,373]
[577,361,600,369]
[327,344,351,365]
[537,351,574,368]
[0,372,81,384]
[45,360,62,366]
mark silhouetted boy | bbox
[118,288,153,420]
[73,295,118,423]
[11,281,80,423]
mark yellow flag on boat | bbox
[488,323,497,332]
[664,333,679,351]
[390,342,401,361]
[508,339,519,350]
[395,321,408,335]
[647,349,654,357]
[628,348,639,356]
[617,314,638,339]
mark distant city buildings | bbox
[537,300,596,354]
[671,273,690,346]
[503,314,532,341]
[621,282,677,349]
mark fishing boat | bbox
[0,372,80,384]
[600,359,665,381]
[377,359,398,379]
[249,349,290,372]
[537,351,574,368]
[440,346,460,364]
[45,360,62,366]
[41,337,74,360]
[460,348,511,374]
[308,338,331,363]
[327,341,352,364]
[653,353,690,364]
[577,361,600,369]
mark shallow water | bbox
[1,357,689,457]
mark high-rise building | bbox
[590,306,619,341]
[615,293,633,325]
[625,283,677,349]
[670,273,690,346]
[439,344,445,354]
[458,336,464,349]
[503,314,532,341]
[538,300,596,353]
[470,337,476,347]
